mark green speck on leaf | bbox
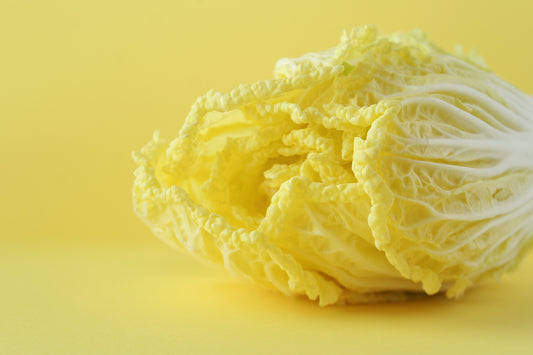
[342,61,354,76]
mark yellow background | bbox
[2,0,533,353]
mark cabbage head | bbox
[132,25,533,306]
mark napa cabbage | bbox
[132,25,533,306]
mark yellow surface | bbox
[1,0,533,353]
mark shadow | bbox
[195,275,533,336]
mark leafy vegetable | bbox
[132,25,533,305]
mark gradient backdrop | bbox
[2,0,533,353]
